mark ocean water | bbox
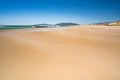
[0,26,31,30]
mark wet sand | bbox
[0,26,120,80]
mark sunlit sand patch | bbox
[0,26,120,80]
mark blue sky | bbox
[0,0,120,25]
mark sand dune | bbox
[0,26,120,80]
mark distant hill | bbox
[55,23,79,27]
[110,20,120,26]
[92,20,120,26]
[93,22,112,26]
[116,20,120,24]
[33,23,79,28]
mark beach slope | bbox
[0,26,120,80]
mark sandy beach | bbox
[0,26,120,80]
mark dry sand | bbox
[0,26,120,80]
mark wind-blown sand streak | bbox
[0,26,120,80]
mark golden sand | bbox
[0,26,120,80]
